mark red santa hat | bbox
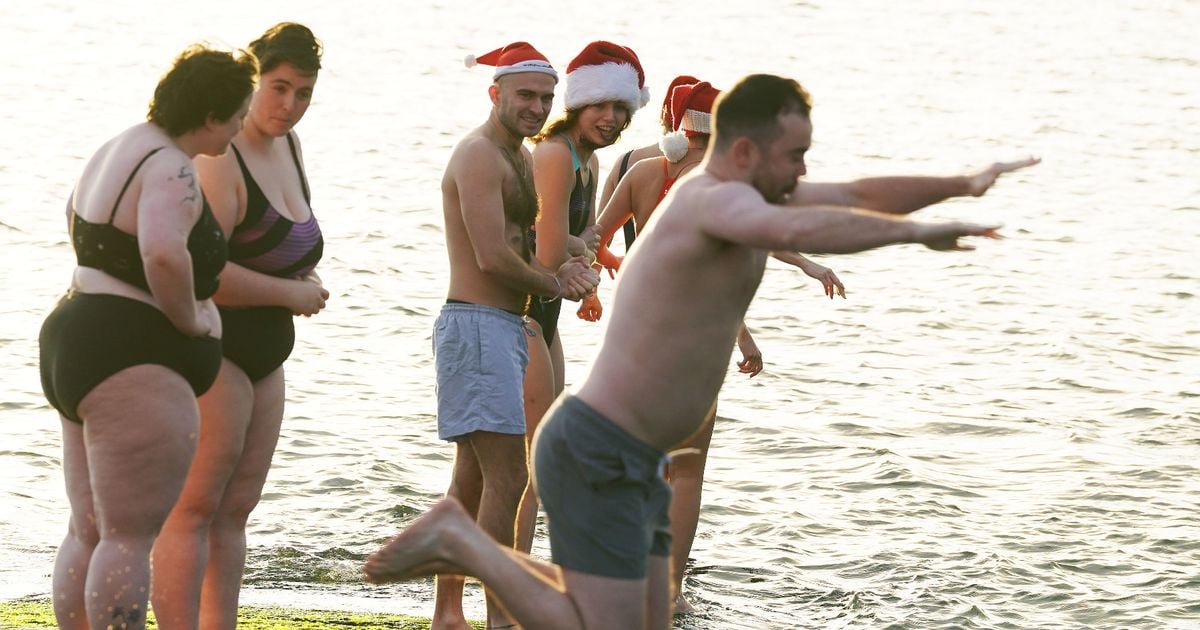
[464,41,557,81]
[659,75,699,130]
[659,81,721,162]
[564,40,650,113]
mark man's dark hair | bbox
[712,74,813,151]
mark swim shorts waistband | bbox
[445,298,525,319]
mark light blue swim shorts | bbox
[433,302,530,441]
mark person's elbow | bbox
[142,242,188,277]
[475,250,509,276]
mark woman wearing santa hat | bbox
[517,40,651,545]
[597,74,698,252]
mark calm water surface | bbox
[1,1,1197,628]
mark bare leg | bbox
[467,431,528,629]
[199,366,285,628]
[52,416,97,630]
[77,365,201,630]
[645,555,673,630]
[548,330,566,397]
[517,324,553,554]
[433,442,483,630]
[151,359,253,629]
[365,497,648,630]
[668,403,717,615]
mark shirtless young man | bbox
[364,73,1007,630]
[591,76,1037,615]
[428,42,598,630]
[590,78,845,616]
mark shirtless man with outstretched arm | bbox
[365,74,1010,630]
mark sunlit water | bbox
[1,1,1197,628]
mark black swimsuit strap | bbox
[229,143,249,172]
[286,133,311,203]
[232,139,310,204]
[107,147,165,224]
[617,149,634,180]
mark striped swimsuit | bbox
[220,134,323,381]
[228,134,323,278]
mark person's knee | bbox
[67,515,100,548]
[169,488,226,527]
[213,490,262,530]
[99,526,158,551]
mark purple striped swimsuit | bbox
[229,134,323,278]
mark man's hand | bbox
[916,222,1002,251]
[966,157,1040,197]
[555,256,600,301]
[579,224,601,255]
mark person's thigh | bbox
[175,359,256,514]
[467,431,528,488]
[80,365,201,535]
[59,417,97,543]
[548,329,565,395]
[216,366,285,518]
[644,555,672,629]
[524,320,555,440]
[562,568,648,630]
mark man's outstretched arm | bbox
[788,157,1040,215]
[705,181,1002,255]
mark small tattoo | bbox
[111,606,142,628]
[170,165,197,187]
[171,166,199,205]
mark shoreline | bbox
[0,597,484,629]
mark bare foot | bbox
[430,615,473,630]
[363,498,474,584]
[674,591,696,615]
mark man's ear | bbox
[488,83,500,106]
[729,136,760,170]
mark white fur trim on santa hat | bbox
[494,59,557,80]
[659,131,689,163]
[680,109,712,135]
[565,62,646,112]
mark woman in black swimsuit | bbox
[517,40,650,551]
[151,23,327,629]
[38,44,255,630]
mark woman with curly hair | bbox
[151,23,328,628]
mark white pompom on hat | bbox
[464,41,557,81]
[659,80,721,162]
[564,40,650,113]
